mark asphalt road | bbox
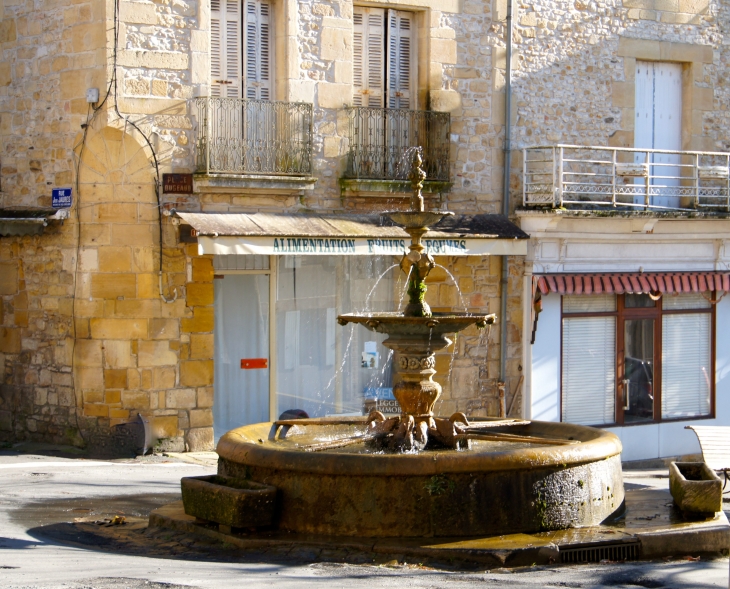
[0,445,727,589]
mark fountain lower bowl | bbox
[337,312,496,337]
[217,419,624,537]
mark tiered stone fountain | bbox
[338,152,496,452]
[213,152,624,538]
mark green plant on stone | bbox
[424,474,455,496]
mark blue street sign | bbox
[51,187,72,208]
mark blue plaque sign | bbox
[51,187,72,208]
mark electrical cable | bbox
[68,103,93,445]
[67,0,176,444]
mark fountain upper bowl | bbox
[387,210,454,229]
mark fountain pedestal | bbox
[337,151,496,451]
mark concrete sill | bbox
[194,173,317,195]
[339,178,452,198]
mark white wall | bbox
[530,295,730,461]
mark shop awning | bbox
[175,212,528,256]
[535,272,730,295]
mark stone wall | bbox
[508,0,728,202]
[0,119,215,452]
[0,0,530,451]
[430,254,524,418]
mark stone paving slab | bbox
[147,488,730,568]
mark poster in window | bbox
[362,341,378,369]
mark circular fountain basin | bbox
[217,418,624,538]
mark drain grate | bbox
[560,540,640,563]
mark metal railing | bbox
[195,97,313,175]
[344,107,450,182]
[523,145,730,211]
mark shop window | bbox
[275,256,399,418]
[211,0,272,99]
[561,293,714,426]
[353,6,416,109]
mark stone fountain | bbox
[205,151,625,538]
[338,151,495,452]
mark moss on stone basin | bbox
[216,419,624,538]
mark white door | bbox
[213,274,270,441]
[635,61,682,208]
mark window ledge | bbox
[194,173,317,195]
[339,178,452,197]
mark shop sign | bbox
[198,235,499,256]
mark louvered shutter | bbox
[244,0,272,100]
[211,0,242,98]
[634,61,682,207]
[562,316,616,425]
[353,7,384,108]
[661,313,711,418]
[387,10,415,109]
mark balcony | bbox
[195,97,313,177]
[342,107,451,194]
[523,145,730,212]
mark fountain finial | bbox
[409,149,427,213]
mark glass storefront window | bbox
[275,256,401,417]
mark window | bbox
[561,293,714,426]
[211,0,272,99]
[353,6,416,109]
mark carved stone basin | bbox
[387,210,453,229]
[337,312,495,341]
[217,418,625,537]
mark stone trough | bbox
[669,462,723,515]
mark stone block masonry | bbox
[0,120,215,453]
[5,0,726,453]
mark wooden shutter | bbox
[353,7,385,107]
[562,316,616,425]
[662,313,711,418]
[211,0,242,98]
[244,0,272,100]
[634,61,682,207]
[387,10,415,109]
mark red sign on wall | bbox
[162,173,194,194]
[241,358,268,369]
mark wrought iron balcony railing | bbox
[343,107,450,182]
[523,145,730,212]
[195,97,313,176]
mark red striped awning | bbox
[535,272,730,296]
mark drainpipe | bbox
[499,0,515,413]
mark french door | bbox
[634,61,683,208]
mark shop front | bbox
[520,212,730,461]
[176,212,528,440]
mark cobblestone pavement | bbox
[0,445,727,588]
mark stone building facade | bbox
[512,0,730,459]
[0,0,528,451]
[3,0,728,456]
